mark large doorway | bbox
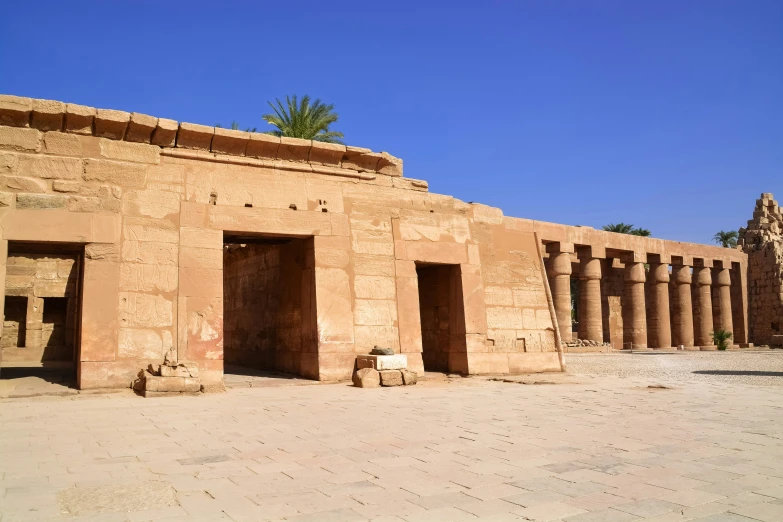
[0,242,83,389]
[415,263,468,374]
[222,234,317,380]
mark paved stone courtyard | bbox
[2,352,783,522]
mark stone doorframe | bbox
[179,202,355,382]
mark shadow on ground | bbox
[693,370,783,377]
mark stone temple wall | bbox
[0,94,752,389]
[740,193,783,345]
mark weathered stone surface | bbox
[31,99,65,131]
[0,191,13,207]
[19,155,81,179]
[52,180,80,193]
[357,354,407,371]
[352,367,380,388]
[151,118,178,147]
[64,103,96,134]
[85,243,120,261]
[94,109,130,139]
[401,369,418,385]
[99,139,160,164]
[245,132,280,158]
[211,128,249,155]
[16,194,66,209]
[0,126,40,152]
[43,131,82,156]
[0,95,32,126]
[83,159,147,188]
[371,346,395,356]
[125,112,158,143]
[176,122,214,150]
[379,370,403,387]
[118,292,173,327]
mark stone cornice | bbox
[0,94,403,178]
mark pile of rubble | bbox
[563,339,611,348]
[133,348,206,397]
[353,347,418,388]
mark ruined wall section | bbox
[740,193,783,344]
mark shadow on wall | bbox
[692,370,783,377]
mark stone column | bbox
[648,262,672,349]
[547,252,573,342]
[578,258,603,343]
[694,266,715,348]
[672,265,694,348]
[714,267,734,335]
[624,262,647,349]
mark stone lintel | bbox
[545,242,575,254]
[671,255,693,267]
[577,244,606,259]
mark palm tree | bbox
[603,223,635,234]
[713,230,738,248]
[603,223,651,236]
[262,95,344,143]
[215,121,257,132]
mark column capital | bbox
[624,261,646,284]
[581,257,602,280]
[714,267,731,286]
[650,262,670,283]
[694,265,712,286]
[672,264,692,285]
[547,251,573,276]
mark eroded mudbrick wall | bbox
[740,193,783,344]
[0,94,752,389]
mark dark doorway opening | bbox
[415,263,468,374]
[0,242,83,388]
[222,234,317,380]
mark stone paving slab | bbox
[1,354,782,521]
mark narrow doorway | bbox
[415,263,468,374]
[0,242,83,388]
[222,234,317,381]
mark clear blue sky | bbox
[2,1,781,244]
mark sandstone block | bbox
[0,95,32,126]
[151,118,178,147]
[356,354,407,370]
[125,112,158,143]
[401,369,418,385]
[772,335,783,347]
[0,126,41,152]
[19,155,81,179]
[176,122,214,150]
[0,152,18,174]
[43,131,82,156]
[342,147,381,172]
[99,139,160,164]
[120,263,178,292]
[118,328,164,359]
[211,128,250,155]
[144,375,200,393]
[123,189,181,218]
[379,370,403,386]
[201,381,226,393]
[0,192,13,207]
[354,275,396,299]
[277,136,311,162]
[118,292,173,328]
[309,141,345,166]
[52,180,80,193]
[68,196,102,213]
[30,99,65,131]
[16,194,66,210]
[65,104,96,134]
[3,175,47,193]
[122,240,178,265]
[377,152,403,177]
[245,132,280,158]
[94,109,130,139]
[354,299,398,326]
[85,243,120,261]
[352,367,380,388]
[83,159,146,188]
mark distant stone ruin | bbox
[740,193,783,346]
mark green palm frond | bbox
[262,95,344,144]
[712,230,738,248]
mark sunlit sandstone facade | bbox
[0,95,749,389]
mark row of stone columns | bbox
[548,250,735,349]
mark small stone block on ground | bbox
[353,368,380,388]
[356,354,408,371]
[379,370,404,387]
[401,369,418,385]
